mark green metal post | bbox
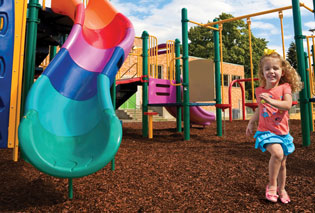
[110,80,117,110]
[213,20,222,136]
[20,0,41,117]
[292,0,311,146]
[142,31,149,137]
[68,178,73,199]
[313,0,315,19]
[304,52,313,132]
[110,79,116,170]
[175,39,182,132]
[49,46,57,61]
[181,8,190,141]
[111,158,115,171]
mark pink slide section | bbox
[148,78,215,126]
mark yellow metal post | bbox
[247,18,255,102]
[148,115,153,139]
[144,112,158,139]
[279,11,286,58]
[219,24,224,104]
[8,0,28,161]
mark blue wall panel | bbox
[0,0,14,148]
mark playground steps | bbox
[116,79,142,109]
[119,109,175,122]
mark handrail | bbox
[118,63,138,80]
[305,35,315,96]
[168,57,182,86]
[166,40,175,81]
[228,78,259,121]
[148,35,158,78]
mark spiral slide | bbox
[18,0,134,178]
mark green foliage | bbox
[286,41,297,69]
[188,13,268,99]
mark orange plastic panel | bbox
[51,0,81,21]
[84,0,117,30]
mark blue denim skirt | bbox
[254,131,295,156]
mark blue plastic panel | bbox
[0,1,14,148]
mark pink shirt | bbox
[256,83,292,135]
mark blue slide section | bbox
[0,1,14,148]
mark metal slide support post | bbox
[304,52,313,131]
[20,0,40,117]
[213,20,222,136]
[313,0,315,19]
[142,31,149,137]
[49,46,57,61]
[68,178,73,199]
[292,0,311,146]
[175,39,182,132]
[181,8,190,140]
[110,79,116,170]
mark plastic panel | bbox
[0,0,14,148]
[0,13,8,34]
[0,57,4,77]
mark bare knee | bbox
[267,144,284,161]
[273,151,284,161]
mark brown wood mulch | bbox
[0,120,314,212]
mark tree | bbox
[188,13,268,99]
[286,41,297,69]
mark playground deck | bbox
[0,120,314,212]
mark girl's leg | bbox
[277,156,291,203]
[277,156,287,191]
[266,144,284,194]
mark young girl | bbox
[246,49,303,203]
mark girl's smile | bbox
[262,58,283,89]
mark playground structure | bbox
[177,1,315,145]
[1,0,315,199]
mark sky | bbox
[41,0,315,58]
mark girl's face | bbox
[262,57,283,89]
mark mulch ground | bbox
[0,120,314,212]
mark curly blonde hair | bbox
[258,52,303,93]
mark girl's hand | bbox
[259,93,273,104]
[246,122,255,136]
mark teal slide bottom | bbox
[19,75,122,178]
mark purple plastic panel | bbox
[148,78,177,104]
[165,105,215,126]
[62,24,115,72]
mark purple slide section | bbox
[148,78,215,126]
[165,106,216,126]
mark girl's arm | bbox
[246,108,259,135]
[259,93,292,111]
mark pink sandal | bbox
[278,188,291,204]
[265,185,278,202]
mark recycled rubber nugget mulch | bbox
[0,120,314,212]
